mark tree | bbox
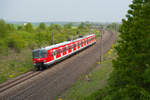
[17,25,24,31]
[7,24,16,32]
[64,23,73,29]
[7,33,26,52]
[24,23,34,33]
[103,0,150,100]
[0,19,8,37]
[84,1,150,100]
[78,22,86,30]
[38,22,46,30]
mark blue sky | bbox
[0,0,132,22]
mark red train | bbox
[32,34,96,70]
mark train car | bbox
[32,34,96,70]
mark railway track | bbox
[0,71,41,93]
[0,30,117,100]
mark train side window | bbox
[58,49,60,54]
[51,51,53,57]
[69,46,71,50]
[63,47,65,52]
[54,51,56,55]
[55,50,58,55]
[56,50,58,54]
[73,44,76,48]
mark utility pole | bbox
[115,23,117,35]
[100,27,104,63]
[52,28,54,45]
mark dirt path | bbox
[0,30,116,100]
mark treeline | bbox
[0,20,94,53]
[84,0,150,100]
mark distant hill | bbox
[6,21,116,26]
[6,21,82,26]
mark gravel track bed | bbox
[0,30,116,100]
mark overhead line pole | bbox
[52,28,54,45]
[100,27,103,63]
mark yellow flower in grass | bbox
[108,49,113,55]
[97,61,101,64]
[112,44,115,49]
[58,98,62,100]
[85,75,89,79]
[96,30,100,33]
[9,75,14,78]
[20,72,24,74]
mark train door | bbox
[56,49,61,58]
[78,41,80,49]
[84,39,86,46]
[63,47,67,55]
[81,40,83,47]
[73,43,76,51]
[68,45,72,53]
[60,48,63,57]
[50,50,54,61]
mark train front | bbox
[32,49,47,70]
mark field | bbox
[0,49,34,83]
[61,48,115,100]
[0,20,102,84]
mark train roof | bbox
[33,34,95,51]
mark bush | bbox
[7,33,26,52]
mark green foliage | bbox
[7,33,26,52]
[7,24,16,32]
[0,19,8,37]
[0,75,7,84]
[17,25,24,30]
[85,1,150,100]
[24,23,34,33]
[106,23,119,31]
[0,20,100,54]
[0,39,8,53]
[64,23,73,29]
[0,20,100,84]
[38,22,47,30]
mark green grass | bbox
[61,48,115,100]
[0,49,34,84]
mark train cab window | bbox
[41,50,47,58]
[32,50,40,58]
[32,49,47,58]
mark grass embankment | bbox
[0,49,34,84]
[60,46,116,100]
[0,19,101,84]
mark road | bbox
[0,30,116,100]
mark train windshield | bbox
[32,49,47,58]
